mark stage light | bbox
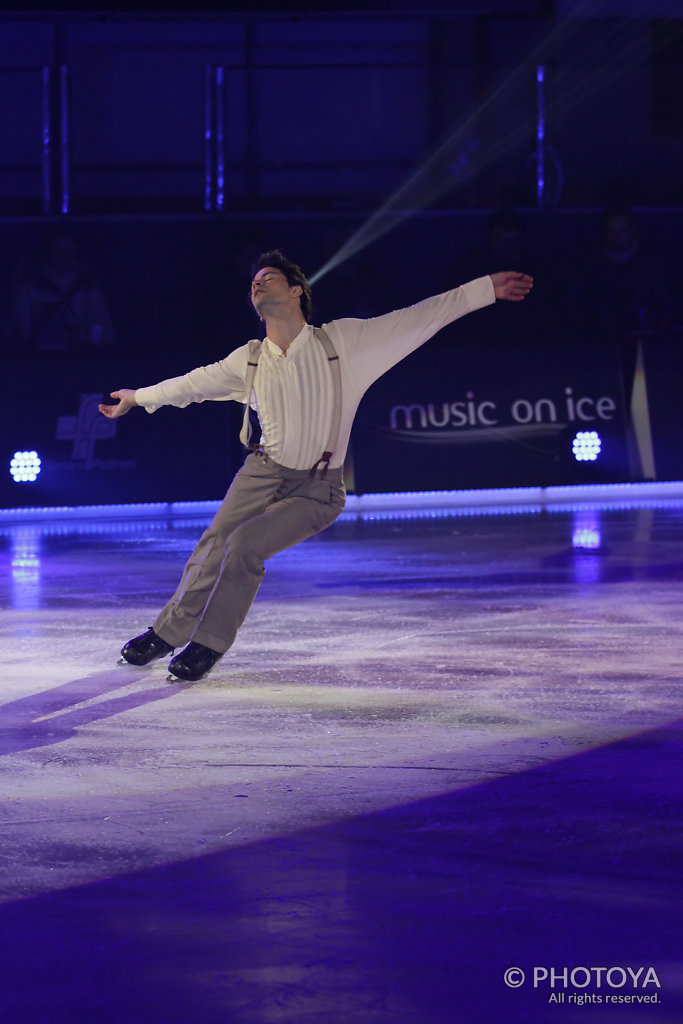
[572,432,602,462]
[10,451,42,483]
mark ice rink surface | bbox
[0,497,681,1023]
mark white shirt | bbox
[135,275,495,469]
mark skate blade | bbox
[119,656,170,669]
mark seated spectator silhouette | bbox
[571,206,671,339]
[14,232,116,351]
[471,208,534,277]
[448,207,542,343]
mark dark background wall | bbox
[1,5,682,212]
[1,2,681,506]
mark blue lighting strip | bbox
[2,482,683,525]
[203,64,213,212]
[536,64,545,208]
[215,66,225,211]
[60,65,70,215]
[42,66,51,215]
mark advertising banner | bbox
[350,338,631,492]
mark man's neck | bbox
[264,313,307,353]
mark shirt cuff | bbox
[463,275,496,311]
[134,386,159,413]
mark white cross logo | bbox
[57,394,117,468]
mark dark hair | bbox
[252,249,313,322]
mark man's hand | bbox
[490,271,534,302]
[98,389,138,419]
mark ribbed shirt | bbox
[135,275,495,469]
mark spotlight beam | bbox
[311,6,649,286]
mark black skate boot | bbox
[167,642,222,682]
[119,627,174,666]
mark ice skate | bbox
[119,627,174,666]
[166,641,222,682]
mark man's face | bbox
[251,267,301,316]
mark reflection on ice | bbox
[10,526,42,610]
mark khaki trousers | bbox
[153,452,346,654]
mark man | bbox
[99,251,532,682]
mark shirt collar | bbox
[264,323,310,359]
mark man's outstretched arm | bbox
[328,272,534,393]
[98,348,249,420]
